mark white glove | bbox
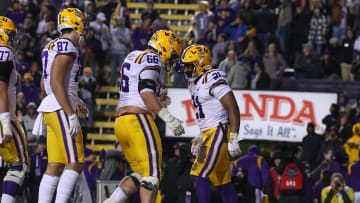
[157,108,185,136]
[0,112,12,144]
[69,113,81,137]
[76,99,88,119]
[228,133,242,158]
[191,134,203,157]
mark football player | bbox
[0,16,29,203]
[104,30,185,203]
[181,44,242,203]
[36,8,88,203]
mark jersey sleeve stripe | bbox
[143,66,161,72]
[0,45,14,52]
[210,79,228,89]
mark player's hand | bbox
[157,108,185,136]
[1,118,12,144]
[191,135,202,157]
[76,99,89,119]
[229,132,238,142]
[228,137,242,158]
[160,88,171,107]
[69,114,80,137]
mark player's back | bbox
[38,37,81,112]
[0,45,16,120]
[118,50,162,112]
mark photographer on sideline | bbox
[321,173,354,203]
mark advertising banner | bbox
[166,89,337,142]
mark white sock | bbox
[1,194,15,203]
[55,169,79,203]
[38,174,60,203]
[110,187,128,202]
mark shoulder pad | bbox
[0,46,15,62]
[136,51,163,68]
[49,38,78,55]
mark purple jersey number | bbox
[120,62,131,92]
[41,51,48,79]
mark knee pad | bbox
[3,165,26,185]
[129,172,142,187]
[140,176,159,192]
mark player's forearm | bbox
[0,83,9,114]
[228,105,240,133]
[51,82,75,115]
[141,91,162,113]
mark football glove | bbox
[157,108,185,136]
[191,134,203,157]
[69,114,81,137]
[228,134,242,158]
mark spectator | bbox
[45,21,58,39]
[29,62,42,87]
[36,5,52,37]
[15,52,30,76]
[339,114,353,142]
[109,17,131,86]
[333,150,351,185]
[16,92,26,116]
[22,13,37,38]
[23,102,38,155]
[310,149,334,183]
[250,61,271,90]
[192,1,214,43]
[141,0,159,24]
[321,173,354,203]
[22,73,41,104]
[339,93,349,114]
[85,3,97,22]
[238,0,255,27]
[308,8,328,55]
[213,0,236,36]
[328,37,341,61]
[276,0,292,55]
[29,136,47,203]
[224,15,248,52]
[219,50,237,74]
[79,67,97,129]
[265,151,282,203]
[331,3,347,40]
[85,28,102,75]
[313,170,331,203]
[253,0,276,50]
[302,122,323,170]
[241,28,264,56]
[232,167,256,203]
[110,1,132,29]
[211,33,228,66]
[241,40,261,77]
[197,30,216,51]
[290,6,311,55]
[90,12,111,58]
[5,0,27,26]
[350,151,360,202]
[322,126,343,154]
[344,123,360,165]
[263,43,287,79]
[339,28,355,81]
[24,39,40,63]
[227,56,251,89]
[83,148,100,202]
[322,104,340,132]
[99,144,126,181]
[232,145,269,202]
[294,42,322,79]
[152,17,170,32]
[132,16,153,51]
[321,49,341,80]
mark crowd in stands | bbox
[3,0,360,202]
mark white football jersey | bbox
[38,38,82,112]
[0,45,16,120]
[189,69,232,131]
[118,50,162,112]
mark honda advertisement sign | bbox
[166,89,337,142]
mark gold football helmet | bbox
[0,16,16,47]
[148,30,182,70]
[181,44,211,81]
[57,8,88,36]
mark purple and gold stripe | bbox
[10,122,22,162]
[11,122,28,163]
[144,115,160,177]
[136,114,154,176]
[199,126,221,178]
[65,115,79,163]
[135,51,150,64]
[207,126,227,175]
[57,111,71,163]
